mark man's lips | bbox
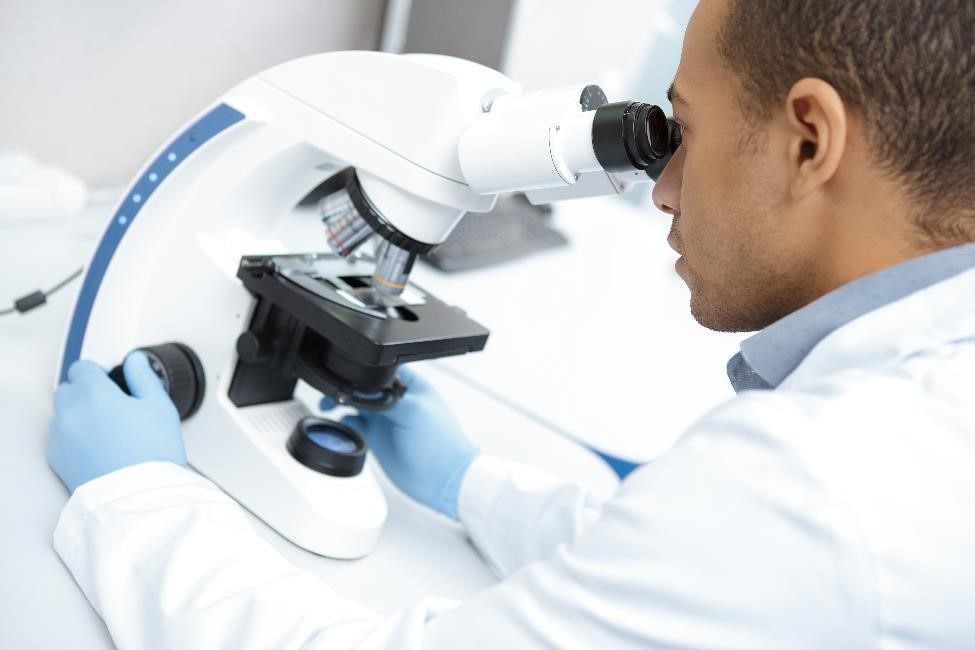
[667,217,684,256]
[668,236,684,256]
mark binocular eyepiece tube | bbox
[459,85,681,194]
[318,85,684,307]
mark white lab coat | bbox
[54,267,975,649]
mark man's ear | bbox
[784,78,847,200]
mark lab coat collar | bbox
[782,262,975,390]
[728,242,975,392]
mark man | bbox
[49,0,975,647]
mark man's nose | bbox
[651,148,683,216]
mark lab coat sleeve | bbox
[53,461,455,650]
[423,392,875,648]
[54,391,874,649]
[457,455,606,577]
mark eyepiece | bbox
[643,104,671,160]
[592,101,672,173]
[645,118,683,182]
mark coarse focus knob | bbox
[109,342,206,420]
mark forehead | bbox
[686,0,726,53]
[673,0,734,105]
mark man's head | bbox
[652,0,975,332]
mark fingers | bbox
[46,435,70,491]
[67,359,108,386]
[396,365,419,385]
[342,413,392,461]
[340,413,367,432]
[395,365,433,394]
[319,396,338,411]
[342,413,380,454]
[53,382,78,418]
[341,412,385,443]
[122,351,166,399]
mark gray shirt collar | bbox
[727,242,975,393]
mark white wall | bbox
[501,0,681,99]
[0,0,386,185]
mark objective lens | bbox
[320,188,374,257]
[372,239,416,302]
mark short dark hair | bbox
[718,0,975,246]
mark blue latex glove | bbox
[321,367,478,520]
[48,352,186,493]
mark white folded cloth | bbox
[0,150,87,222]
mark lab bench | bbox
[0,192,739,648]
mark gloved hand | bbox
[48,352,186,493]
[321,367,479,520]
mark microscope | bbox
[58,51,679,558]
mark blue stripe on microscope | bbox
[60,103,245,382]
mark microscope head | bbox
[223,52,683,410]
[315,78,681,306]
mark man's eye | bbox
[671,122,685,150]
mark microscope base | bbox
[188,397,388,559]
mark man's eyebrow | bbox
[667,82,689,107]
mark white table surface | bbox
[0,190,741,648]
[413,194,744,461]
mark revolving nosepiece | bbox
[319,168,438,303]
[321,185,374,257]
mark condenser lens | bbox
[307,425,359,454]
[287,416,367,477]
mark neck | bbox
[816,193,920,295]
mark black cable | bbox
[0,267,83,317]
[45,267,84,296]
